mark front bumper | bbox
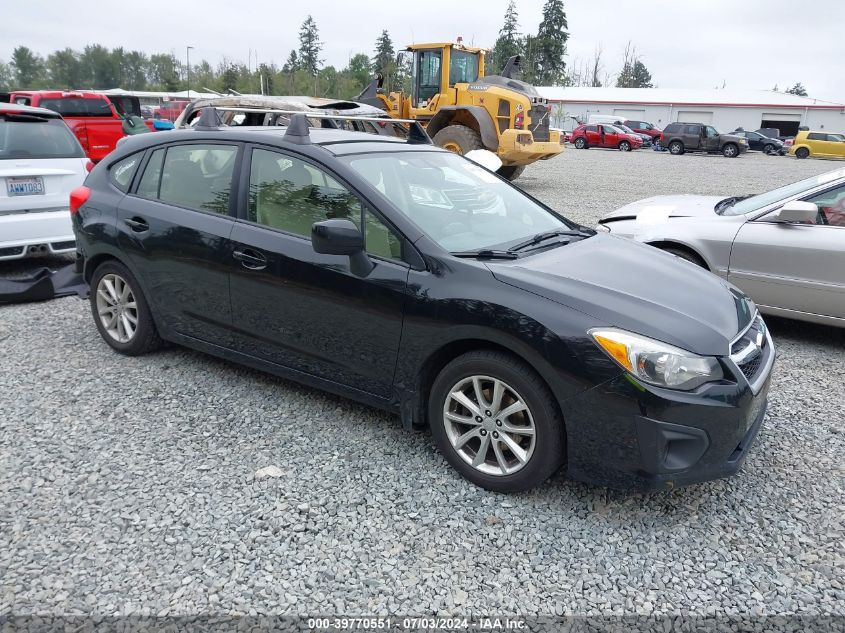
[497,128,563,166]
[562,319,774,491]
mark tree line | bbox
[0,17,405,100]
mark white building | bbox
[539,87,845,136]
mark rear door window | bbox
[685,125,701,135]
[136,144,238,214]
[0,117,85,159]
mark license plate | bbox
[7,177,45,196]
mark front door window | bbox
[414,49,442,107]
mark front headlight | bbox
[590,328,723,390]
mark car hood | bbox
[488,235,753,356]
[601,194,727,222]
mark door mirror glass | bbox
[775,200,818,223]
[312,218,365,255]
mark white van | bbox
[588,114,626,125]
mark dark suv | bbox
[662,122,748,157]
[70,111,772,492]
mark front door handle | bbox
[124,217,149,232]
[233,248,267,270]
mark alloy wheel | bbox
[442,375,537,476]
[96,273,138,343]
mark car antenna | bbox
[284,113,312,144]
[194,107,223,130]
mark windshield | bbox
[0,117,85,159]
[342,151,575,252]
[721,169,845,216]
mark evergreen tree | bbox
[371,30,396,91]
[520,35,540,85]
[786,82,808,96]
[616,60,653,88]
[11,46,46,88]
[491,0,521,75]
[534,0,568,85]
[121,50,149,91]
[346,53,372,90]
[148,53,181,91]
[0,60,12,91]
[219,63,240,92]
[297,16,323,76]
[47,48,84,88]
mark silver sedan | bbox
[597,169,845,328]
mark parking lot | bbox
[1,150,843,617]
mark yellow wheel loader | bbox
[356,41,563,180]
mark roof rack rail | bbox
[198,107,433,146]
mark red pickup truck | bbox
[7,91,154,162]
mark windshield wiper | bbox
[509,228,593,252]
[451,249,519,260]
[715,195,754,214]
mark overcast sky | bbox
[3,0,844,103]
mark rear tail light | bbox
[69,185,91,215]
[85,160,94,172]
[514,112,524,129]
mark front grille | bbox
[51,240,76,251]
[528,104,550,142]
[0,245,25,258]
[730,315,770,389]
[737,350,763,380]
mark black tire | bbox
[668,141,684,155]
[497,165,526,181]
[619,140,631,152]
[429,350,565,492]
[89,260,162,356]
[722,143,739,158]
[662,247,707,269]
[432,124,484,156]
[574,137,587,149]
[763,144,775,155]
[795,147,810,159]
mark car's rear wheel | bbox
[90,260,162,356]
[497,165,526,181]
[429,350,564,492]
[722,143,739,158]
[619,140,631,152]
[668,141,684,155]
[574,137,587,149]
[795,147,810,159]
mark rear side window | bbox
[585,125,598,132]
[664,123,680,133]
[0,117,85,159]
[136,144,238,214]
[109,153,142,192]
[39,98,112,117]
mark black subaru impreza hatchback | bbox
[70,112,774,492]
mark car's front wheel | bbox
[90,260,162,356]
[795,147,810,159]
[429,350,564,492]
[619,140,631,152]
[722,143,739,158]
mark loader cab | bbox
[407,43,485,114]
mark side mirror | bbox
[311,219,374,276]
[775,200,818,223]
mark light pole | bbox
[186,46,194,99]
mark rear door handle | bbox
[233,248,267,270]
[124,217,149,232]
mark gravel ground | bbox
[1,151,843,619]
